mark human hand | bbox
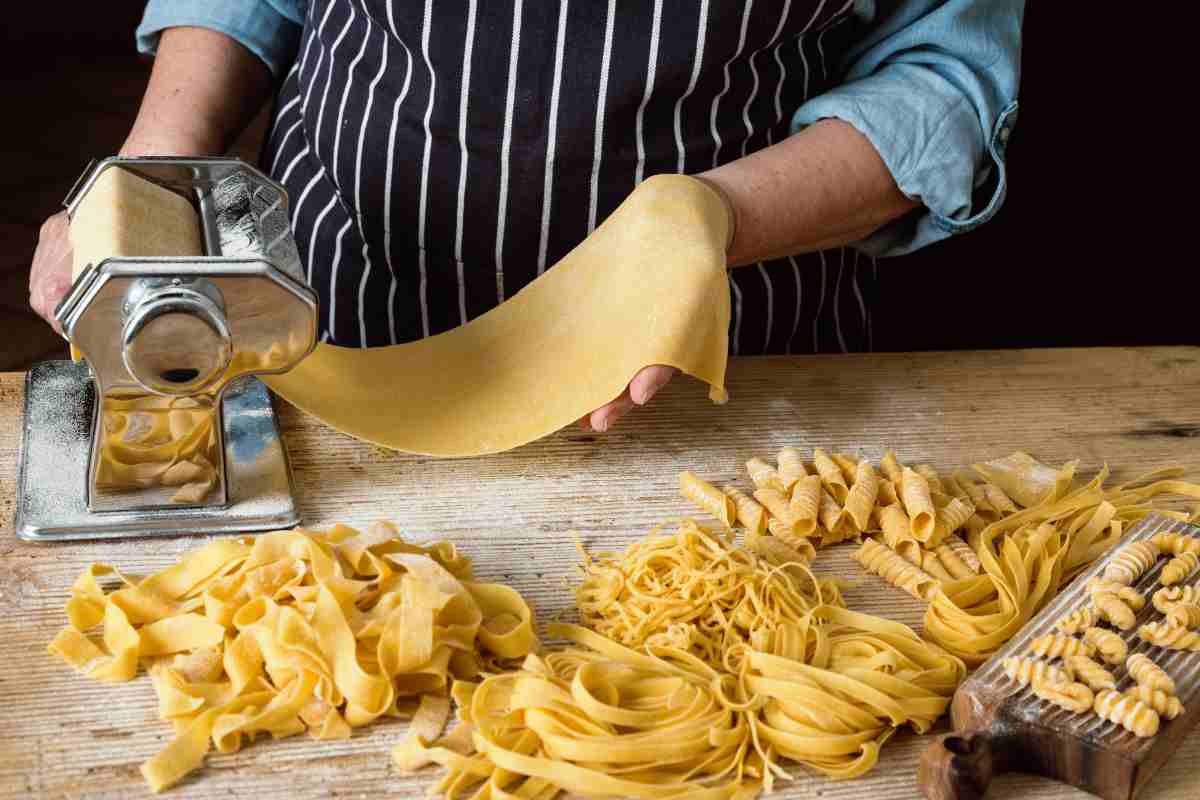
[579,364,679,432]
[28,210,74,335]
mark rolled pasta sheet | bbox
[900,468,937,544]
[880,450,905,483]
[786,474,822,538]
[754,525,816,564]
[933,541,977,580]
[679,471,736,528]
[775,447,808,492]
[878,504,921,565]
[877,478,900,507]
[831,453,859,484]
[920,551,957,583]
[854,538,940,601]
[914,464,944,494]
[754,487,805,537]
[812,449,849,504]
[935,497,976,537]
[722,485,766,537]
[746,457,785,492]
[941,536,981,575]
[817,490,855,546]
[842,461,879,533]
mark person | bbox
[29,0,1022,432]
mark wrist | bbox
[690,174,737,257]
[119,128,221,158]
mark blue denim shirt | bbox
[137,0,1023,257]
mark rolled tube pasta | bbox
[842,461,879,533]
[900,468,937,544]
[854,539,939,601]
[786,474,822,538]
[679,471,736,528]
[746,457,785,492]
[812,449,849,504]
[722,484,766,537]
[775,447,807,492]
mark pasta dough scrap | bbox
[265,175,732,455]
[48,524,538,793]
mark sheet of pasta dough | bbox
[68,168,731,457]
[265,175,731,456]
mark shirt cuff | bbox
[793,69,1018,258]
[137,0,303,78]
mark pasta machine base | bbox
[13,359,300,541]
[919,514,1200,800]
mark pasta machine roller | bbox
[14,157,318,541]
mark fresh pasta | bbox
[1084,627,1128,665]
[722,484,766,536]
[854,539,940,601]
[1153,532,1200,556]
[1161,551,1200,586]
[1103,540,1160,586]
[1126,653,1175,694]
[842,461,879,532]
[1093,690,1160,737]
[1153,586,1200,615]
[47,523,538,793]
[812,448,849,503]
[1065,655,1116,691]
[788,474,823,537]
[1055,607,1099,636]
[1028,634,1094,660]
[746,457,785,492]
[1138,621,1200,651]
[1002,656,1073,688]
[1093,593,1137,631]
[679,471,736,528]
[1127,686,1184,720]
[776,447,807,492]
[1033,680,1094,714]
[1168,603,1200,629]
[900,467,938,544]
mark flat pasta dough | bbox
[265,176,731,455]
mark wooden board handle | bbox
[919,732,996,800]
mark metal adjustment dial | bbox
[121,277,232,395]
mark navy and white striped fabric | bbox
[264,0,876,355]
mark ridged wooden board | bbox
[1,346,1199,799]
[921,515,1200,800]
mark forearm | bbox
[121,27,274,157]
[697,119,918,267]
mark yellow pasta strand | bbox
[1093,690,1160,737]
[1033,680,1094,714]
[1126,686,1184,720]
[1103,540,1160,586]
[1152,586,1200,615]
[1027,634,1094,660]
[1083,627,1127,665]
[854,539,939,601]
[776,447,808,492]
[1002,656,1073,688]
[1126,653,1175,694]
[1064,656,1116,691]
[722,484,766,537]
[1160,551,1200,586]
[1138,621,1200,651]
[1055,607,1099,636]
[679,471,736,528]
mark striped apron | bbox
[264,0,874,356]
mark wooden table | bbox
[2,347,1198,800]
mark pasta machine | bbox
[14,157,318,541]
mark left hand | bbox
[579,364,678,432]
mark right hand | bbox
[28,210,74,335]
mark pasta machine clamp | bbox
[14,157,318,541]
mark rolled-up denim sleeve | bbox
[136,0,307,78]
[793,0,1024,256]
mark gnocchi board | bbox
[919,514,1200,800]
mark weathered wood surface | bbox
[1,346,1198,800]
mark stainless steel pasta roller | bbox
[14,157,318,541]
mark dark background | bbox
[0,3,1190,371]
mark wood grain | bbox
[1,346,1198,799]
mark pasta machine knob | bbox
[121,277,232,396]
